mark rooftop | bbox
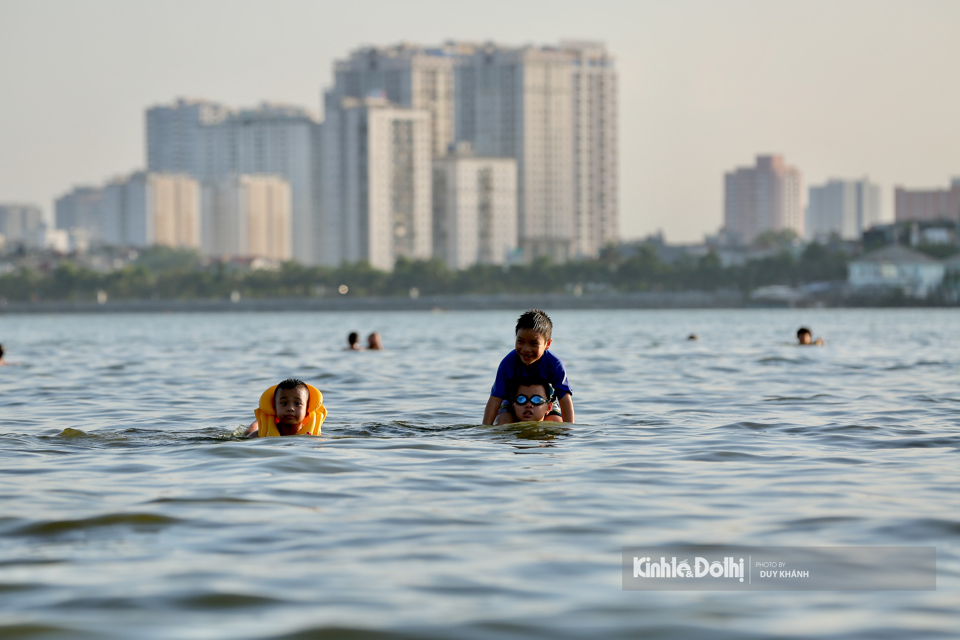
[851,244,942,264]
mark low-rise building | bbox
[21,223,70,253]
[848,244,944,298]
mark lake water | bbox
[0,309,958,639]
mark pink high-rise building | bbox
[894,179,960,223]
[724,155,802,244]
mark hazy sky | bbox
[1,0,959,242]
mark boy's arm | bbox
[558,394,575,424]
[483,396,503,425]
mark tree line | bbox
[0,241,851,302]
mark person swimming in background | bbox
[243,378,327,437]
[346,332,364,351]
[496,376,557,424]
[483,309,574,425]
[367,332,383,350]
[797,327,824,346]
[0,343,15,366]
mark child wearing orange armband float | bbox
[243,378,327,437]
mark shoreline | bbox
[0,291,948,313]
[0,291,748,313]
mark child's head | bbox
[348,332,360,347]
[797,327,812,345]
[510,376,555,422]
[515,309,553,366]
[274,378,309,426]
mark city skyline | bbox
[2,0,959,243]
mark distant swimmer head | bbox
[797,327,813,345]
[509,376,555,422]
[347,332,362,350]
[515,309,553,366]
[687,334,699,341]
[367,332,383,350]
[274,378,309,427]
[0,343,4,359]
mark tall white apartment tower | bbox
[432,142,518,270]
[455,44,575,262]
[806,179,881,241]
[328,44,455,158]
[562,41,618,257]
[322,97,432,271]
[146,99,230,175]
[724,155,803,244]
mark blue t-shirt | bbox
[490,350,572,400]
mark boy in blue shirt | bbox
[482,309,575,425]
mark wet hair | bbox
[275,378,309,400]
[509,375,555,403]
[516,309,553,341]
[348,332,359,346]
[0,344,4,359]
[797,327,812,339]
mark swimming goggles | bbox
[513,394,549,406]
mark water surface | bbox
[0,309,958,638]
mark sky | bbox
[1,0,959,243]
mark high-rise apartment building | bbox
[455,44,575,262]
[895,178,960,223]
[146,98,230,175]
[99,172,200,249]
[196,104,320,265]
[328,44,455,158]
[724,155,803,244]
[55,187,104,241]
[562,41,618,258]
[432,143,518,269]
[320,40,618,267]
[806,179,881,240]
[146,100,321,265]
[203,174,291,260]
[0,204,44,242]
[322,97,431,271]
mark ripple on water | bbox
[7,513,181,538]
